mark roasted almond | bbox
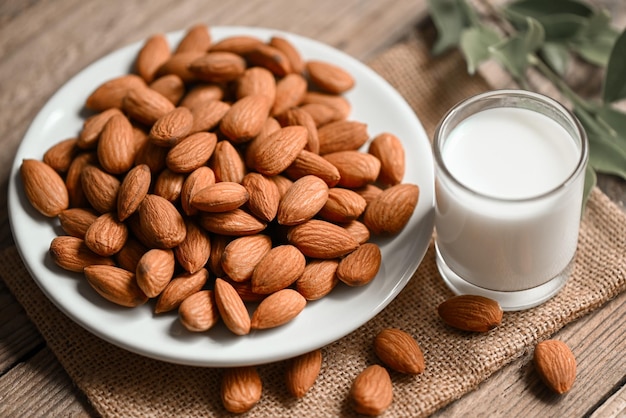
[153,168,185,203]
[149,106,194,147]
[287,219,359,259]
[272,73,307,116]
[221,234,272,282]
[97,113,136,174]
[350,365,393,416]
[336,243,382,286]
[188,99,230,134]
[199,209,266,237]
[166,131,217,173]
[248,125,308,176]
[155,268,208,314]
[437,295,503,332]
[86,74,146,111]
[191,182,249,212]
[534,340,577,394]
[283,150,340,187]
[78,108,124,149]
[178,290,219,332]
[251,245,306,294]
[136,248,176,298]
[285,349,323,398]
[306,60,355,94]
[323,150,381,188]
[84,265,148,307]
[214,278,251,336]
[318,187,367,223]
[221,366,263,414]
[236,66,276,103]
[189,51,247,83]
[136,34,171,83]
[368,132,405,186]
[299,102,343,127]
[363,183,419,235]
[317,120,368,155]
[275,107,319,154]
[342,220,371,244]
[58,208,98,238]
[174,219,212,274]
[20,159,69,217]
[123,86,176,126]
[210,140,246,183]
[296,259,339,301]
[301,91,351,121]
[277,175,329,226]
[138,194,187,248]
[241,172,280,222]
[80,164,120,214]
[43,138,78,173]
[84,212,129,257]
[49,236,115,273]
[180,166,216,216]
[220,94,272,143]
[250,288,306,329]
[374,328,425,375]
[117,164,151,221]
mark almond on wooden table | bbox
[437,294,503,332]
[534,339,576,394]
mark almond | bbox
[221,366,263,414]
[299,102,342,127]
[355,183,384,205]
[80,164,120,213]
[374,328,425,375]
[350,365,393,416]
[296,259,339,300]
[138,194,186,248]
[199,209,266,236]
[306,60,355,94]
[86,74,146,111]
[136,34,171,83]
[123,87,176,126]
[149,106,194,147]
[251,245,306,294]
[78,108,124,149]
[210,35,264,55]
[191,182,249,212]
[287,219,359,259]
[243,117,282,168]
[149,74,185,105]
[301,91,351,120]
[209,234,230,277]
[250,288,306,329]
[318,187,367,223]
[175,23,211,54]
[180,166,216,216]
[84,265,148,307]
[368,132,405,186]
[283,150,340,187]
[188,100,230,134]
[220,95,272,143]
[157,51,204,83]
[317,120,368,155]
[236,66,276,103]
[363,183,419,235]
[221,234,272,282]
[134,140,168,174]
[180,84,225,109]
[225,278,266,303]
[248,44,292,77]
[277,175,329,226]
[43,138,78,173]
[342,220,371,244]
[214,278,251,336]
[117,164,151,221]
[174,219,212,274]
[97,113,136,174]
[115,238,148,272]
[153,168,185,203]
[166,132,217,173]
[270,174,293,198]
[210,140,246,183]
[272,73,307,116]
[269,36,304,74]
[534,340,577,394]
[189,51,247,83]
[84,212,129,257]
[136,248,175,298]
[155,268,208,314]
[285,349,323,398]
[241,172,280,222]
[58,208,98,238]
[323,150,380,188]
[275,107,319,154]
[66,152,97,208]
[49,236,115,273]
[20,159,69,217]
[336,243,382,286]
[437,295,503,332]
[248,125,308,176]
[178,290,219,332]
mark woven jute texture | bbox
[2,32,626,418]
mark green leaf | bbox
[587,133,626,179]
[459,25,502,74]
[570,10,619,66]
[540,42,570,75]
[603,27,626,103]
[428,0,475,55]
[505,0,593,19]
[582,164,597,211]
[489,17,545,79]
[595,105,626,149]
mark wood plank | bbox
[591,385,626,418]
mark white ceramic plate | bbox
[9,26,435,367]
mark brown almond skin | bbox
[149,74,186,105]
[269,36,304,74]
[247,44,292,77]
[153,168,185,203]
[180,84,225,109]
[272,73,308,116]
[115,238,148,272]
[534,340,577,394]
[299,102,343,127]
[136,248,175,298]
[84,212,129,257]
[287,219,359,259]
[249,125,308,176]
[318,187,367,223]
[317,120,368,155]
[368,132,406,186]
[301,91,351,120]
[176,23,211,54]
[20,159,69,217]
[210,140,246,183]
[166,131,217,173]
[117,164,151,222]
[374,328,425,375]
[138,194,186,249]
[209,36,263,55]
[191,182,249,213]
[214,278,251,336]
[275,107,319,154]
[149,106,194,147]
[277,175,329,226]
[323,150,381,189]
[58,208,98,238]
[84,265,148,308]
[189,51,247,83]
[78,108,124,149]
[250,289,306,330]
[343,220,371,244]
[350,365,393,416]
[199,209,267,237]
[296,259,339,301]
[49,236,115,273]
[242,172,280,222]
[284,150,340,187]
[155,268,208,314]
[251,245,306,294]
[178,290,219,332]
[134,140,168,174]
[123,87,176,126]
[363,183,419,235]
[336,243,382,287]
[156,51,204,84]
[174,220,212,274]
[220,95,272,143]
[285,349,323,398]
[43,137,78,173]
[306,60,355,94]
[97,113,136,175]
[189,100,230,134]
[221,234,272,283]
[236,66,276,103]
[180,166,216,216]
[86,74,146,111]
[80,165,120,214]
[136,33,171,83]
[437,295,503,333]
[221,366,263,414]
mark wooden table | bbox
[1,0,624,416]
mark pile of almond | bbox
[20,24,420,338]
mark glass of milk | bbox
[433,90,588,311]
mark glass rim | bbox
[433,89,589,203]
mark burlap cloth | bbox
[2,31,626,418]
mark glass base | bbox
[435,244,572,311]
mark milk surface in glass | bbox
[435,104,585,295]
